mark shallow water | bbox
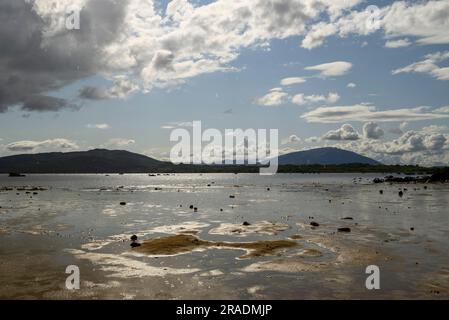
[0,173,448,299]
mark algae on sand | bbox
[134,234,299,259]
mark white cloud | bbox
[347,82,356,88]
[161,121,194,129]
[256,90,288,106]
[363,122,384,139]
[305,61,352,77]
[104,138,135,148]
[6,138,79,152]
[392,51,449,81]
[301,1,449,49]
[285,134,301,144]
[323,124,360,141]
[305,136,320,143]
[434,106,449,114]
[87,123,110,129]
[385,38,411,48]
[292,92,340,106]
[280,77,306,86]
[301,105,449,123]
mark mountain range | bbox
[0,147,379,173]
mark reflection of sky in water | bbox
[0,173,448,299]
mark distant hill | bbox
[0,147,383,174]
[278,147,380,165]
[0,149,167,173]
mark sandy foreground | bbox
[0,173,448,299]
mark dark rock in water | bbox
[424,186,428,190]
[410,227,415,231]
[379,190,383,195]
[130,235,138,241]
[229,195,235,199]
[310,221,320,227]
[398,191,404,197]
[194,207,198,212]
[130,242,141,248]
[220,209,223,212]
[341,217,353,220]
[337,227,351,233]
[120,202,127,205]
[242,221,251,226]
[8,173,26,177]
[189,205,194,209]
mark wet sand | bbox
[0,173,448,299]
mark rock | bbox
[189,205,194,209]
[130,242,141,248]
[194,207,198,212]
[267,188,270,191]
[398,191,404,197]
[120,202,127,205]
[229,195,235,199]
[242,221,251,226]
[410,227,415,231]
[130,235,138,241]
[341,217,353,220]
[379,190,383,195]
[310,221,320,227]
[337,227,351,233]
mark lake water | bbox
[0,173,448,299]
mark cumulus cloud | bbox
[301,105,449,123]
[280,77,306,86]
[434,106,449,113]
[103,138,135,147]
[301,1,449,49]
[79,78,138,100]
[392,51,449,81]
[385,38,411,48]
[284,134,301,144]
[347,82,356,88]
[256,89,288,106]
[2,0,448,115]
[292,92,340,106]
[323,124,360,141]
[363,122,384,139]
[0,0,129,112]
[86,123,110,129]
[305,61,352,77]
[6,138,79,152]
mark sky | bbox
[0,0,449,166]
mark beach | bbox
[0,173,448,299]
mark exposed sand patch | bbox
[66,249,200,278]
[150,221,210,235]
[200,269,225,277]
[209,221,290,236]
[135,234,299,259]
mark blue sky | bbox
[0,0,448,165]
